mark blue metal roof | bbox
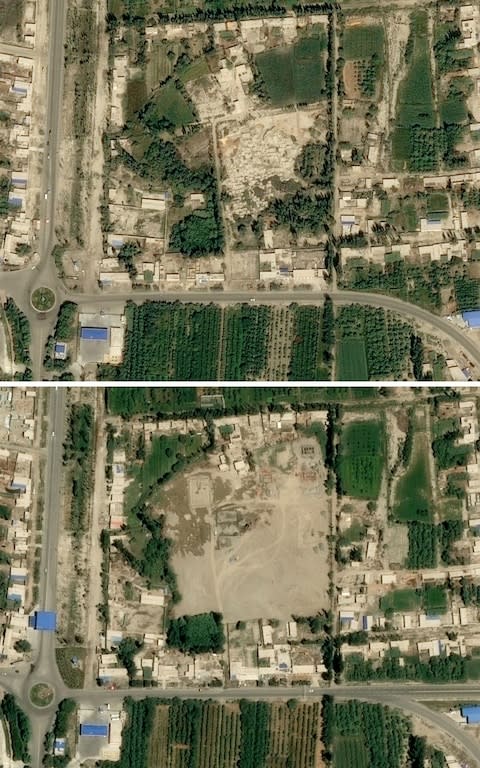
[462,706,480,724]
[55,342,66,353]
[80,327,109,341]
[34,611,56,631]
[80,724,109,737]
[462,311,480,328]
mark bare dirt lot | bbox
[162,436,331,622]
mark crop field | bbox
[113,698,321,768]
[289,306,330,380]
[343,24,384,59]
[380,588,421,613]
[426,192,449,217]
[335,736,368,768]
[0,0,23,32]
[153,80,196,126]
[394,438,432,522]
[332,701,408,768]
[177,57,210,84]
[338,420,385,499]
[336,338,368,380]
[335,305,412,380]
[391,10,438,170]
[255,30,326,106]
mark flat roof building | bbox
[80,724,109,737]
[31,611,56,631]
[80,327,109,341]
[462,706,480,724]
[462,311,480,328]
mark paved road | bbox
[0,42,33,58]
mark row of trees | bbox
[167,612,225,654]
[1,693,30,763]
[63,404,94,537]
[4,297,31,367]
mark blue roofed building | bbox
[31,611,56,631]
[54,738,66,756]
[54,342,67,360]
[462,705,480,724]
[462,310,480,329]
[80,327,109,341]
[80,724,109,737]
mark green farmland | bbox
[335,305,412,380]
[338,419,385,499]
[150,80,196,126]
[96,301,427,381]
[343,24,384,59]
[394,436,432,522]
[380,588,421,613]
[331,700,410,768]
[255,28,327,106]
[391,10,437,171]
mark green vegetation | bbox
[63,404,94,538]
[343,24,384,98]
[4,297,31,367]
[391,11,437,171]
[117,637,143,679]
[380,588,420,613]
[55,647,86,688]
[344,652,466,683]
[31,287,56,312]
[0,175,10,217]
[255,29,326,106]
[114,505,179,599]
[336,305,412,380]
[29,683,54,707]
[407,521,437,568]
[114,697,318,768]
[289,299,334,380]
[432,429,471,470]
[337,420,385,500]
[169,201,224,257]
[332,700,409,768]
[1,694,30,763]
[13,639,31,653]
[53,698,77,741]
[221,304,270,380]
[167,612,225,654]
[393,439,431,522]
[267,190,331,235]
[423,584,447,614]
[0,504,11,520]
[146,79,196,126]
[43,301,78,372]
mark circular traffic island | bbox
[31,286,56,313]
[29,682,54,708]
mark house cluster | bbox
[229,620,325,684]
[108,448,130,531]
[0,51,37,267]
[258,244,328,289]
[0,389,37,662]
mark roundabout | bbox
[30,286,56,313]
[29,683,54,709]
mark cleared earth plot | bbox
[162,436,330,621]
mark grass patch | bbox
[152,80,196,126]
[176,57,209,84]
[55,647,86,688]
[423,585,447,614]
[394,437,431,522]
[336,338,368,380]
[426,192,449,216]
[466,659,480,680]
[335,736,369,768]
[343,25,384,59]
[255,30,326,106]
[338,420,385,500]
[380,588,421,613]
[29,684,54,708]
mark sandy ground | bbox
[83,390,108,685]
[83,0,108,292]
[168,436,331,622]
[25,0,49,224]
